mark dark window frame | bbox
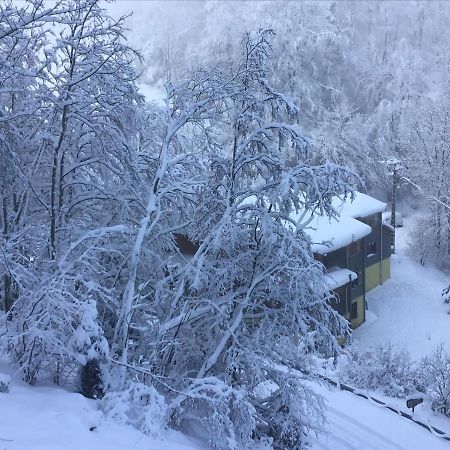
[367,241,377,257]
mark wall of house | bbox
[382,224,392,261]
[360,213,392,292]
[366,257,391,291]
[320,241,367,329]
[350,295,365,329]
[321,247,347,269]
[317,211,392,330]
[365,262,379,292]
[347,240,365,301]
[330,284,350,318]
[382,257,390,283]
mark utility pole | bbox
[391,162,399,253]
[380,159,401,254]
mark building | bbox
[174,191,392,330]
[294,192,391,328]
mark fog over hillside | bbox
[105,0,450,268]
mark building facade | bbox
[306,193,391,329]
[174,191,392,330]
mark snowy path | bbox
[353,226,450,360]
[311,384,450,450]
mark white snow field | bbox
[353,223,450,360]
[310,382,450,450]
[0,363,203,450]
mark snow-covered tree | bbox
[400,98,450,269]
[109,30,356,449]
[0,0,143,384]
[419,345,450,417]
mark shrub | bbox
[0,374,11,393]
[418,345,450,416]
[443,286,450,314]
[340,344,419,397]
[80,358,104,399]
[101,382,167,437]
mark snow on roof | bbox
[289,191,386,254]
[325,267,357,290]
[290,208,372,254]
[332,192,386,219]
[242,191,385,254]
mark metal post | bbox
[391,164,398,253]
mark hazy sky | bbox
[106,1,204,45]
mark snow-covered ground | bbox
[353,224,450,360]
[310,382,450,450]
[2,363,448,450]
[0,362,203,450]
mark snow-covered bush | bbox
[170,378,255,450]
[254,376,325,450]
[0,374,11,393]
[418,345,450,416]
[443,286,450,314]
[169,374,325,450]
[101,382,167,437]
[409,217,432,266]
[340,345,419,397]
[342,345,450,418]
[71,300,109,398]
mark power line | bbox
[400,176,450,212]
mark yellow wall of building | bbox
[381,257,390,283]
[365,258,391,292]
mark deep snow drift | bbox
[1,361,449,450]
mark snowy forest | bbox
[0,1,449,450]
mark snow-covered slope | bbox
[353,225,450,359]
[310,383,450,450]
[0,363,203,450]
[3,358,449,450]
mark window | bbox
[367,241,377,257]
[350,301,358,320]
[351,275,359,288]
[348,240,361,257]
